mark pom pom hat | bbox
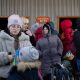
[8,14,23,28]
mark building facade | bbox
[0,0,80,30]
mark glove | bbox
[0,52,8,66]
[8,55,13,63]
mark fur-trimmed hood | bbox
[17,61,41,71]
[0,30,30,41]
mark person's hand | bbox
[26,30,32,36]
[8,55,13,62]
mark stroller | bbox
[51,63,71,80]
[7,47,41,80]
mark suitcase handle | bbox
[51,63,65,69]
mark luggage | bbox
[51,63,70,80]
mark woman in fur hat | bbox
[36,23,63,80]
[0,14,40,80]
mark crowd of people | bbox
[0,14,80,80]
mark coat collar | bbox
[17,61,41,71]
[0,30,30,41]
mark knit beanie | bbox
[19,46,39,62]
[8,14,23,28]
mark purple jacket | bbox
[36,35,63,76]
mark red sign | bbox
[36,16,50,23]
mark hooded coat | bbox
[0,30,39,78]
[36,25,63,77]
